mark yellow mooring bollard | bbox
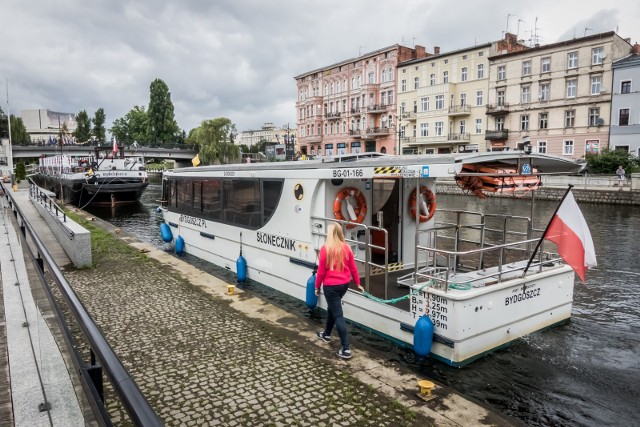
[226,284,235,295]
[417,380,435,401]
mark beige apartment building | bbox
[486,31,633,159]
[295,45,429,156]
[396,34,527,154]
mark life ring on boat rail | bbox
[333,187,367,229]
[408,186,436,222]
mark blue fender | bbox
[175,235,185,255]
[413,314,434,359]
[236,254,247,283]
[160,223,173,243]
[306,272,318,309]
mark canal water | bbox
[86,182,640,427]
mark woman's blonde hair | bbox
[325,223,346,271]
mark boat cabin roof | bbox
[165,151,582,179]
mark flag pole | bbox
[521,184,574,277]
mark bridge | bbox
[11,145,198,168]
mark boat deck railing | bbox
[399,208,562,291]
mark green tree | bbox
[187,117,239,165]
[10,115,30,145]
[111,105,148,145]
[0,106,8,139]
[15,161,26,181]
[92,108,107,143]
[73,110,92,143]
[147,78,179,145]
[586,148,640,174]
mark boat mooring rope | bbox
[360,280,471,304]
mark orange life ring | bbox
[408,186,436,222]
[333,187,367,229]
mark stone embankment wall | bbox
[437,180,640,206]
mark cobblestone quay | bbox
[62,210,510,426]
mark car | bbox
[2,176,10,183]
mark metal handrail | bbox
[28,179,75,239]
[2,183,162,426]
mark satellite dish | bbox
[596,117,605,126]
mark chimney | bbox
[634,43,640,54]
[414,45,426,58]
[434,46,440,55]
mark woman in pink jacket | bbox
[315,223,364,359]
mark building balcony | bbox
[400,111,416,121]
[366,104,388,113]
[485,129,509,140]
[348,129,362,138]
[486,103,510,115]
[302,135,323,144]
[324,112,341,119]
[447,133,471,142]
[350,108,361,114]
[448,105,471,116]
[364,127,391,137]
[400,136,416,145]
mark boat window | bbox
[177,180,193,214]
[263,180,284,222]
[202,180,222,220]
[193,181,202,213]
[223,180,260,227]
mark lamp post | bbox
[282,123,295,161]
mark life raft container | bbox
[333,187,367,229]
[455,163,541,198]
[408,186,437,222]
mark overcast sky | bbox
[2,0,639,136]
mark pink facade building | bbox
[295,45,429,156]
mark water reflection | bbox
[86,185,640,427]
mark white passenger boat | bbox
[158,152,582,366]
[33,146,149,208]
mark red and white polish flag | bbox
[544,190,597,282]
[112,136,118,154]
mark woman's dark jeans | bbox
[322,283,350,351]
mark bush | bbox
[585,149,639,174]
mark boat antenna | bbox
[521,184,573,277]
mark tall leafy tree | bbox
[147,78,179,145]
[92,108,107,143]
[111,105,148,145]
[0,106,8,139]
[187,117,239,165]
[8,115,29,145]
[73,110,92,143]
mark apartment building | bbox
[395,35,525,155]
[295,45,429,156]
[486,32,633,159]
[610,47,640,157]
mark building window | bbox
[414,77,419,89]
[430,74,436,85]
[497,89,505,106]
[420,123,429,137]
[496,117,505,130]
[520,114,529,131]
[541,57,551,73]
[479,51,484,57]
[567,52,578,69]
[460,93,466,106]
[566,79,577,98]
[401,79,406,91]
[539,113,548,129]
[475,118,482,134]
[435,121,443,136]
[388,90,393,104]
[592,47,603,65]
[621,80,631,94]
[539,83,550,101]
[461,67,468,81]
[460,120,466,134]
[498,65,506,80]
[538,141,547,153]
[443,71,449,84]
[591,76,602,95]
[477,64,484,79]
[476,90,483,106]
[522,60,532,76]
[435,95,445,109]
[565,110,576,128]
[589,108,600,126]
[421,96,429,111]
[563,140,574,155]
[619,108,630,126]
[521,86,531,104]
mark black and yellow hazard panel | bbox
[374,166,401,175]
[370,262,404,275]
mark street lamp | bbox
[282,124,295,161]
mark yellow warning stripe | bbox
[374,166,401,175]
[370,262,404,275]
